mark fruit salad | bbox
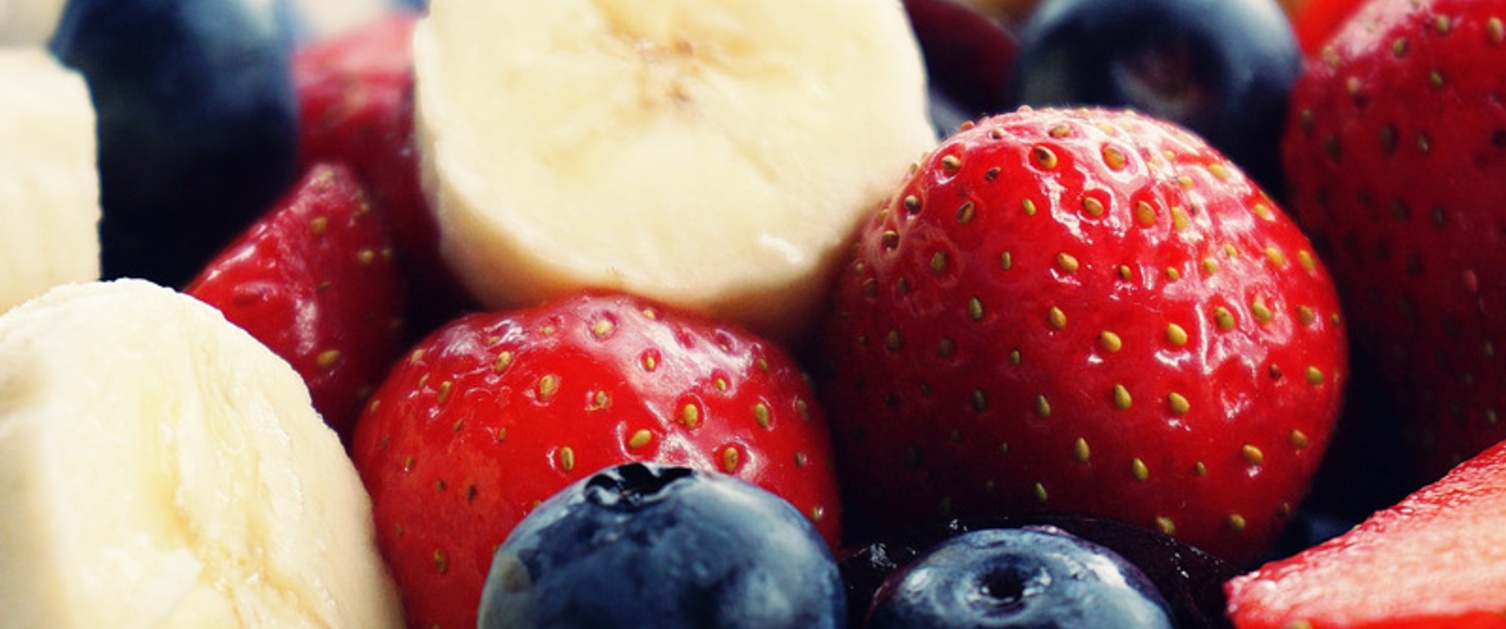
[5,0,1506,627]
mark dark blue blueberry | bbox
[50,0,298,286]
[478,462,846,629]
[1005,0,1300,196]
[864,525,1175,629]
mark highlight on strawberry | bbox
[349,291,842,629]
[19,0,1506,626]
[817,106,1348,566]
[1282,0,1506,484]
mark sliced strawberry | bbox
[1226,439,1506,628]
[1282,0,1506,481]
[349,292,841,629]
[816,107,1348,565]
[292,13,473,335]
[187,162,406,440]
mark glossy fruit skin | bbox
[841,515,1237,629]
[1005,0,1301,195]
[1226,440,1506,629]
[816,107,1347,565]
[186,163,406,440]
[479,462,845,629]
[1285,0,1368,56]
[49,0,298,287]
[863,525,1173,629]
[350,292,841,629]
[1281,0,1506,481]
[292,13,474,338]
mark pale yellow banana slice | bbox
[0,0,67,47]
[415,0,937,344]
[0,280,403,628]
[0,49,99,314]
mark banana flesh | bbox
[0,280,404,629]
[416,0,938,344]
[0,49,100,315]
[0,0,67,46]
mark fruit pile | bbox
[4,0,1506,626]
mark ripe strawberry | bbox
[292,13,472,334]
[187,163,406,439]
[816,107,1348,564]
[1284,0,1367,56]
[1282,0,1506,481]
[349,292,841,629]
[1226,439,1506,628]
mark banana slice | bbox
[0,280,403,628]
[415,0,937,344]
[0,49,99,314]
[0,0,67,46]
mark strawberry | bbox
[815,107,1348,564]
[1225,439,1506,629]
[187,163,406,439]
[1281,0,1506,481]
[292,12,473,335]
[1284,0,1368,56]
[349,292,842,629]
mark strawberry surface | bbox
[187,163,406,439]
[1225,440,1506,629]
[1286,0,1368,56]
[816,107,1348,564]
[1282,0,1506,480]
[349,292,841,629]
[293,12,472,335]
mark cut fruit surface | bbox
[0,280,403,628]
[0,49,99,314]
[0,0,67,45]
[414,0,938,345]
[1225,439,1506,628]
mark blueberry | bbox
[479,463,846,629]
[841,515,1237,628]
[1004,0,1300,196]
[863,525,1175,629]
[50,0,299,286]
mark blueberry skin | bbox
[50,0,298,287]
[1005,0,1300,196]
[841,516,1237,629]
[479,463,846,629]
[864,526,1175,629]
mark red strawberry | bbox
[816,107,1348,564]
[1282,0,1506,481]
[1225,439,1506,628]
[349,292,841,629]
[1284,0,1368,56]
[293,13,473,334]
[187,163,406,439]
